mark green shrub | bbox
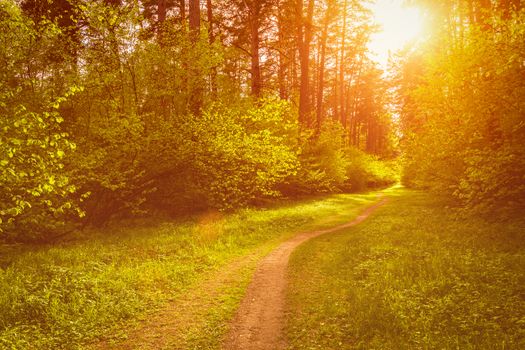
[345,147,398,191]
[189,99,300,209]
[284,122,398,195]
[456,146,525,213]
[284,122,349,195]
[0,4,81,240]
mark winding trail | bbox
[223,196,388,350]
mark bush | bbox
[345,148,398,191]
[284,122,398,195]
[284,122,349,195]
[0,4,81,241]
[456,146,525,213]
[189,99,300,209]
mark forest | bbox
[0,0,524,349]
[0,0,400,241]
[2,0,523,240]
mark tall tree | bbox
[188,0,202,114]
[189,0,200,36]
[315,1,333,132]
[297,0,315,126]
[248,0,263,97]
[338,0,348,127]
[180,0,186,22]
[207,0,218,96]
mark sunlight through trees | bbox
[1,0,523,239]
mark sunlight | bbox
[368,0,424,67]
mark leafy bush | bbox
[285,122,398,195]
[284,122,349,195]
[456,146,525,213]
[190,99,300,209]
[0,4,81,240]
[346,148,398,191]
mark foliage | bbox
[345,147,399,191]
[399,11,525,213]
[0,0,396,241]
[190,99,300,209]
[288,123,350,194]
[286,187,525,349]
[286,122,398,195]
[0,2,81,240]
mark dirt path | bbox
[223,197,388,350]
[93,248,267,350]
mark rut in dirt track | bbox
[223,197,388,350]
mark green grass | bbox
[286,186,525,350]
[0,191,380,350]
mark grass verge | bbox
[0,191,380,349]
[286,186,525,350]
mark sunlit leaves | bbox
[0,3,82,238]
[398,9,525,213]
[190,100,300,209]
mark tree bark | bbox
[158,0,166,23]
[316,8,329,133]
[207,0,217,97]
[189,0,200,37]
[339,0,348,127]
[249,1,262,97]
[297,0,314,126]
[157,0,167,44]
[207,0,214,41]
[180,0,186,22]
[189,0,202,115]
[277,7,287,100]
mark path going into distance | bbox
[93,196,387,350]
[223,196,388,350]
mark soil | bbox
[92,197,387,350]
[223,197,388,350]
[93,249,265,350]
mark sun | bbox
[368,0,425,67]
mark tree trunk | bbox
[189,0,200,37]
[316,9,329,133]
[158,0,166,23]
[180,0,186,22]
[157,0,167,44]
[339,0,348,127]
[207,0,217,97]
[189,0,202,115]
[297,0,314,126]
[277,8,287,100]
[249,1,262,97]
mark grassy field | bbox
[286,186,525,349]
[0,191,381,349]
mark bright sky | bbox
[368,0,424,68]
